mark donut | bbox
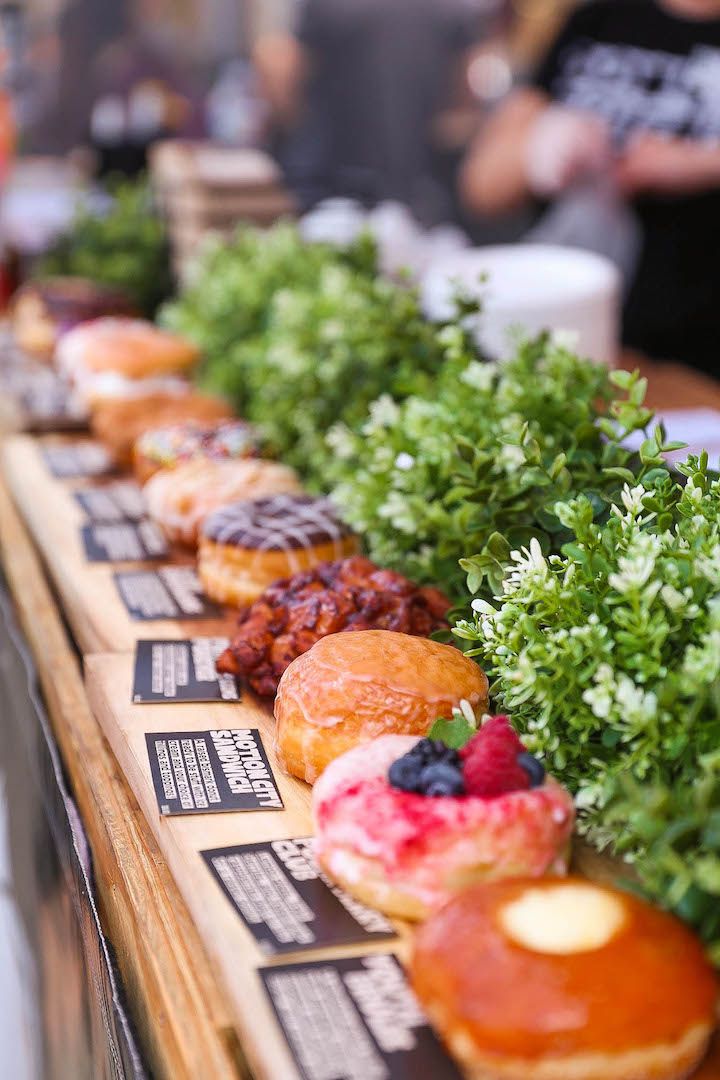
[273,629,489,784]
[198,494,357,607]
[90,391,233,466]
[11,278,136,360]
[57,317,199,405]
[215,555,450,696]
[132,419,258,484]
[411,876,718,1080]
[313,727,575,919]
[144,458,302,547]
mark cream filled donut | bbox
[313,723,574,920]
[144,458,302,547]
[411,877,718,1080]
[198,493,357,606]
[57,317,199,405]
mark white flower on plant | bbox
[684,479,705,505]
[620,484,647,515]
[575,783,603,811]
[615,676,657,727]
[582,663,657,728]
[364,394,400,433]
[325,424,354,459]
[394,452,415,472]
[506,538,548,586]
[377,491,415,533]
[608,532,661,594]
[660,584,690,613]
[471,598,497,615]
[550,328,580,351]
[460,360,496,391]
[499,443,526,472]
[681,630,720,684]
[696,545,720,585]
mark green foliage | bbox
[330,334,651,601]
[161,222,449,485]
[427,701,480,749]
[160,221,377,391]
[454,453,720,954]
[39,176,171,316]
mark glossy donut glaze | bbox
[411,877,717,1063]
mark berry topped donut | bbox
[312,717,574,920]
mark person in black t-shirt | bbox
[460,0,720,374]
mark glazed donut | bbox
[198,493,357,607]
[132,419,258,485]
[313,732,574,919]
[90,391,233,466]
[57,317,199,405]
[11,278,136,361]
[411,876,718,1080]
[274,629,489,784]
[144,458,302,547]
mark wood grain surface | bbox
[85,651,412,1080]
[0,476,247,1080]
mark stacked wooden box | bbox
[150,140,297,279]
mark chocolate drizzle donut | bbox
[198,494,358,608]
[202,494,353,554]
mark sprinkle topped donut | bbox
[202,493,353,552]
[133,419,258,484]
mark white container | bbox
[421,244,621,365]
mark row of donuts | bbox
[27,301,719,1080]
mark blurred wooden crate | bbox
[149,140,297,280]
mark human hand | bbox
[615,131,720,196]
[525,105,612,197]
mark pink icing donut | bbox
[312,734,575,920]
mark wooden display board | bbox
[2,434,234,654]
[85,652,410,1080]
[3,423,719,1079]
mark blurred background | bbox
[1,0,718,375]
[0,0,570,244]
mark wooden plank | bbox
[0,476,246,1080]
[1,434,235,654]
[85,651,411,1080]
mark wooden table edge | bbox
[0,474,249,1080]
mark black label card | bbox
[42,442,114,479]
[202,838,394,955]
[74,482,146,523]
[261,954,461,1080]
[81,521,168,562]
[146,729,284,815]
[20,385,87,431]
[133,639,240,703]
[114,566,222,620]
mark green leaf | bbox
[428,707,478,749]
